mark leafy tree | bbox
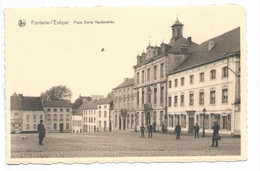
[41,85,72,102]
[72,95,92,110]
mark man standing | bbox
[211,121,220,147]
[193,123,200,139]
[140,124,145,138]
[175,123,181,139]
[152,121,156,132]
[37,120,45,145]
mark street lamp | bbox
[202,108,206,137]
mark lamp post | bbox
[202,108,206,137]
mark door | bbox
[119,117,121,130]
[189,118,194,133]
[123,118,126,130]
[60,123,63,133]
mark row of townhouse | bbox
[112,18,241,135]
[72,98,113,133]
[10,93,72,133]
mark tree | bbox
[41,85,72,102]
[72,95,92,110]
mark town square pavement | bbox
[11,131,240,158]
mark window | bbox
[47,108,51,112]
[189,93,194,105]
[66,114,70,121]
[154,66,157,80]
[26,115,29,122]
[210,70,216,79]
[137,92,140,106]
[222,89,228,103]
[181,115,186,128]
[137,72,140,84]
[60,114,63,121]
[60,108,63,112]
[54,109,57,112]
[66,123,69,130]
[99,121,102,127]
[147,68,150,81]
[40,115,43,120]
[160,63,164,78]
[142,70,145,83]
[104,111,107,118]
[54,114,57,121]
[199,91,204,105]
[174,96,178,107]
[181,95,184,106]
[181,77,185,86]
[33,124,37,130]
[210,90,216,104]
[168,97,172,107]
[200,72,204,82]
[66,108,70,112]
[15,113,18,116]
[33,115,36,122]
[154,88,157,105]
[222,67,228,77]
[142,90,144,105]
[169,80,172,88]
[160,86,164,105]
[174,79,178,87]
[47,114,51,121]
[190,75,194,84]
[53,123,57,130]
[148,93,151,103]
[26,124,30,130]
[99,111,101,118]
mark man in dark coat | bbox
[175,123,181,139]
[140,124,145,138]
[37,120,46,145]
[211,122,220,147]
[148,124,153,138]
[193,123,200,139]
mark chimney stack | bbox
[187,37,192,44]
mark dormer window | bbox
[208,40,215,51]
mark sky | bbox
[5,6,243,101]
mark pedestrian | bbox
[175,123,181,139]
[37,120,45,145]
[211,121,220,147]
[140,124,145,138]
[148,124,153,138]
[193,123,200,139]
[162,123,165,133]
[153,121,156,132]
[134,125,137,133]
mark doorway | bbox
[189,118,194,133]
[60,123,63,133]
[123,118,126,130]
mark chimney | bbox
[187,37,192,44]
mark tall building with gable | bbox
[133,18,199,131]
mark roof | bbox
[170,27,240,74]
[167,37,199,51]
[75,100,99,114]
[97,98,112,105]
[11,95,22,110]
[43,100,72,108]
[11,94,44,111]
[113,78,134,90]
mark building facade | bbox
[72,113,83,133]
[167,27,240,135]
[133,18,199,131]
[43,101,73,133]
[113,78,136,130]
[10,93,45,133]
[97,98,112,132]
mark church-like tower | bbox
[170,17,184,43]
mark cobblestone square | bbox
[11,131,240,158]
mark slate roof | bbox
[11,94,44,111]
[43,100,72,108]
[170,27,240,74]
[11,95,22,110]
[113,78,134,90]
[97,98,112,105]
[74,100,99,114]
[167,37,199,52]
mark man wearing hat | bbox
[211,121,220,147]
[37,120,46,145]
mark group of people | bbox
[139,121,221,147]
